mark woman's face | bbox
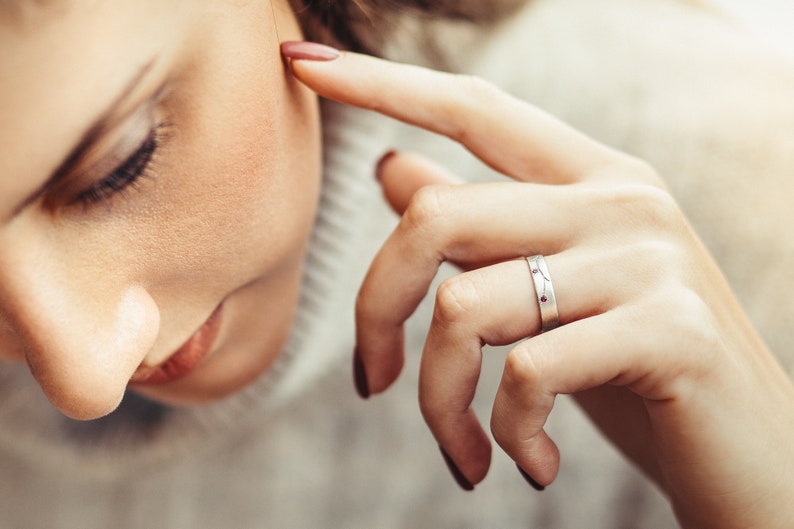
[0,0,321,419]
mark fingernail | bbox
[516,463,545,491]
[281,41,341,61]
[439,446,474,491]
[375,150,397,181]
[353,346,370,399]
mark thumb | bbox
[375,151,463,215]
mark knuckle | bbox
[595,183,684,232]
[634,287,722,379]
[444,74,503,143]
[628,238,685,281]
[662,288,721,354]
[489,413,512,448]
[400,184,450,234]
[589,238,684,303]
[456,74,501,105]
[614,183,669,211]
[636,186,681,226]
[503,344,543,388]
[434,275,482,324]
[612,155,662,185]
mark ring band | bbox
[526,255,559,333]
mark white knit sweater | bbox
[1,1,792,527]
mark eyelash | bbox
[73,122,167,209]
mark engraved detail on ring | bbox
[526,255,559,333]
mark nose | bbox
[1,265,159,420]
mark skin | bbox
[282,47,794,528]
[0,0,321,420]
[1,0,792,524]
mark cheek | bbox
[125,38,321,302]
[160,129,316,302]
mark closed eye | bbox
[72,122,167,209]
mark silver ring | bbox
[526,255,559,333]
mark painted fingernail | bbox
[353,346,370,399]
[516,463,545,491]
[280,41,341,61]
[439,446,474,491]
[375,150,397,181]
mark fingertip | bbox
[353,343,408,399]
[375,150,398,182]
[516,463,546,491]
[440,446,475,491]
[355,283,410,396]
[353,346,370,399]
[513,430,561,488]
[365,350,405,395]
[375,151,462,216]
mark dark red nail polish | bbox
[516,463,545,491]
[280,41,341,61]
[375,150,397,181]
[439,446,474,491]
[353,347,370,399]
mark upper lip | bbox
[129,360,164,383]
[128,303,223,384]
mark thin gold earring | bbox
[268,0,281,43]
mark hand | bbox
[282,41,794,529]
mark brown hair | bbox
[288,0,530,55]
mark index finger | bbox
[281,41,620,184]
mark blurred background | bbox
[714,0,794,55]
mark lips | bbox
[129,303,224,385]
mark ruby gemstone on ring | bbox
[526,254,560,333]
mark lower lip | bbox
[130,303,224,386]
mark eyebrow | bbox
[12,59,156,216]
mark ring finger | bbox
[418,249,614,484]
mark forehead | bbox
[0,0,177,212]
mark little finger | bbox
[489,306,688,488]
